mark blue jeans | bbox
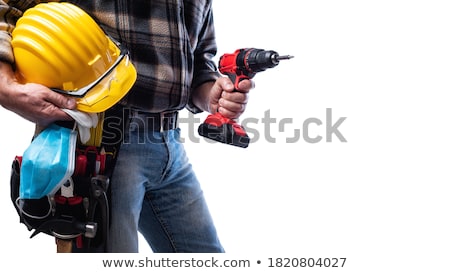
[107,115,224,253]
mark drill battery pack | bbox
[198,112,250,148]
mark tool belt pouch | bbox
[10,143,117,251]
[10,109,122,252]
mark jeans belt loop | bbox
[160,111,178,132]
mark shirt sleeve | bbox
[186,4,220,114]
[0,0,42,64]
[0,1,18,63]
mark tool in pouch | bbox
[10,109,122,252]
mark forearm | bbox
[0,0,21,105]
[0,61,18,106]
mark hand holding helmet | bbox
[0,63,76,126]
[11,2,137,117]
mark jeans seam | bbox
[145,192,178,252]
[158,131,172,184]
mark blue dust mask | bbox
[20,124,77,199]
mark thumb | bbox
[47,91,77,110]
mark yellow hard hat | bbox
[11,2,137,113]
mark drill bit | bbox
[270,54,294,65]
[276,55,294,61]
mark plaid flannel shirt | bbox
[0,0,220,113]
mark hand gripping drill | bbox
[198,48,293,148]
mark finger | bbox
[218,94,248,119]
[220,90,249,104]
[218,106,242,119]
[210,77,232,103]
[26,105,73,127]
[38,102,74,122]
[219,97,246,113]
[217,77,235,92]
[45,89,77,110]
[236,79,254,92]
[35,91,76,124]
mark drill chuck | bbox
[244,49,279,73]
[236,48,294,76]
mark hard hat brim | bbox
[75,55,137,113]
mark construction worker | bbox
[0,1,253,253]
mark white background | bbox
[1,0,450,272]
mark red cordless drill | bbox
[198,48,293,148]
